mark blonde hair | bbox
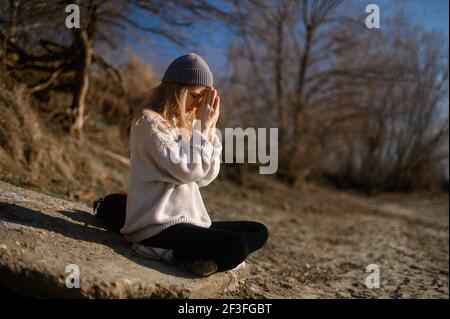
[131,82,197,139]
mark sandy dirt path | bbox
[203,180,449,298]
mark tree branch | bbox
[92,53,125,94]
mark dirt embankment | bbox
[0,79,130,204]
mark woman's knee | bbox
[252,222,269,245]
[227,234,249,258]
[217,234,248,270]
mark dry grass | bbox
[0,71,128,204]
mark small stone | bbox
[0,244,7,250]
[121,279,132,285]
[281,283,292,289]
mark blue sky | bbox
[375,0,449,36]
[126,0,449,79]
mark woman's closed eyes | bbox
[190,92,203,100]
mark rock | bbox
[0,180,250,298]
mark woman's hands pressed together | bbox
[196,87,220,143]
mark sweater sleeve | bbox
[197,133,222,187]
[137,115,215,184]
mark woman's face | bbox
[185,85,207,113]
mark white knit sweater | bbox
[120,111,222,243]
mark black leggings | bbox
[139,221,269,272]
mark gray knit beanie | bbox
[161,53,213,87]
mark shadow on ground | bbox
[0,202,196,279]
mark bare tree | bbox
[326,14,449,192]
[0,0,234,139]
[226,0,362,185]
[224,1,447,191]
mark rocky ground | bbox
[0,175,448,298]
[202,176,449,298]
[0,180,248,298]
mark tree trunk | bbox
[287,24,314,186]
[275,17,287,148]
[70,28,92,139]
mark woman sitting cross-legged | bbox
[121,53,269,277]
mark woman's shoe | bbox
[131,243,176,265]
[230,261,246,272]
[184,259,219,277]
